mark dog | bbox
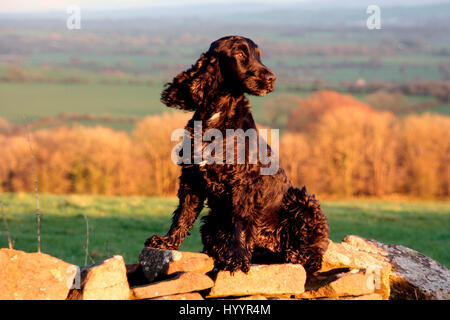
[145,35,329,274]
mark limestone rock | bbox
[0,248,77,300]
[208,264,306,298]
[297,269,375,299]
[343,235,450,300]
[70,255,130,300]
[131,272,214,300]
[322,235,450,300]
[139,248,214,282]
[320,239,391,300]
[150,292,204,300]
[320,240,389,272]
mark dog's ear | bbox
[161,53,220,111]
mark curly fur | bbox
[145,35,330,274]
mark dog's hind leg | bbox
[279,186,330,274]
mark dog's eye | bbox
[235,52,245,59]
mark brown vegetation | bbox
[287,90,375,132]
[0,113,188,196]
[0,91,449,198]
[282,91,449,198]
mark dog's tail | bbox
[279,186,330,273]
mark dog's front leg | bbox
[145,169,205,250]
[223,188,255,273]
[224,218,252,273]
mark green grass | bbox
[0,81,306,127]
[0,82,165,124]
[420,103,450,116]
[1,193,448,268]
[2,80,448,131]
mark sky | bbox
[0,0,448,13]
[0,0,300,12]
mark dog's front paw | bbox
[223,249,251,274]
[144,234,175,250]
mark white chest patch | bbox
[208,112,221,123]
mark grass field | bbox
[2,81,449,132]
[1,193,448,268]
[0,82,164,124]
[0,81,309,128]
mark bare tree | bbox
[83,213,89,266]
[24,116,41,253]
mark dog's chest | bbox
[184,110,260,193]
[200,163,251,196]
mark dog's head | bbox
[161,35,276,111]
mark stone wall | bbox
[1,235,448,300]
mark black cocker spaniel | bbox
[145,35,329,274]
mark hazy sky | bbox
[0,0,447,12]
[0,0,298,12]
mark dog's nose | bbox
[265,73,276,83]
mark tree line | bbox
[1,91,449,198]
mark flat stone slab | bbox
[207,264,306,298]
[320,240,389,272]
[139,248,214,282]
[131,272,214,300]
[0,249,77,300]
[297,269,376,299]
